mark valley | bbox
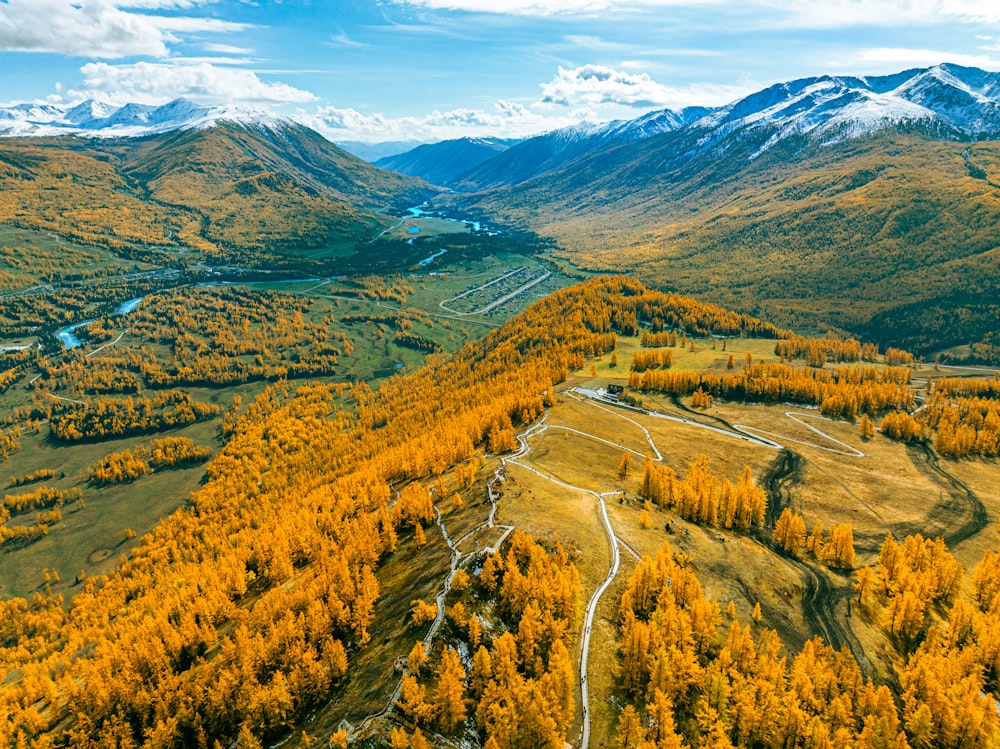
[1,63,1000,749]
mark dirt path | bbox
[902,442,987,549]
[757,449,871,673]
[761,449,802,524]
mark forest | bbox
[1,274,999,749]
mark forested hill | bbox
[0,278,790,749]
[0,121,436,262]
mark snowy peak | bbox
[0,98,297,138]
[697,64,1000,156]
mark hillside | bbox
[3,275,1000,749]
[374,137,519,187]
[0,120,436,263]
[452,107,711,192]
[445,64,1000,359]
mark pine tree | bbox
[616,705,646,749]
[389,727,409,749]
[408,641,428,675]
[824,524,855,569]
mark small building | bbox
[606,384,624,400]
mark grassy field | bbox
[476,342,1000,744]
[0,417,221,598]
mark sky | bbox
[1,0,999,144]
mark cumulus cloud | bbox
[0,0,248,59]
[74,61,317,105]
[298,99,549,142]
[539,65,750,109]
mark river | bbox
[56,295,147,349]
[406,205,500,236]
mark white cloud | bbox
[0,0,248,59]
[329,30,369,48]
[299,99,553,142]
[0,0,169,57]
[74,61,317,105]
[201,43,255,55]
[829,47,1000,71]
[539,64,750,109]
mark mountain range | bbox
[1,63,999,357]
[427,64,1000,357]
[0,98,296,139]
[373,137,520,188]
[376,64,1000,192]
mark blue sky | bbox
[1,0,999,142]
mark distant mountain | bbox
[336,140,427,162]
[452,107,712,192]
[374,137,521,186]
[444,64,1000,357]
[0,97,298,139]
[0,117,435,263]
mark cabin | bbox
[606,384,624,400]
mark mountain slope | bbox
[374,137,519,187]
[452,107,711,192]
[443,64,1000,357]
[335,139,426,162]
[0,120,435,261]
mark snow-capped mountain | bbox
[0,98,294,138]
[694,63,1000,156]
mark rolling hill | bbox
[444,64,1000,359]
[0,108,436,263]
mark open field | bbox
[0,417,221,598]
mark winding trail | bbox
[354,461,515,737]
[907,442,987,550]
[565,388,879,692]
[356,387,881,745]
[504,456,620,749]
[734,412,866,458]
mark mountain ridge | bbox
[0,97,297,139]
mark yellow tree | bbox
[434,646,467,733]
[773,508,806,553]
[859,414,876,439]
[615,705,646,749]
[619,450,632,479]
[824,524,855,569]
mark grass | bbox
[0,417,221,599]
